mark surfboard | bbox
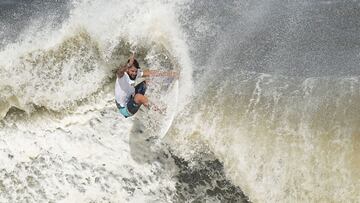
[134,77,146,87]
[156,79,178,138]
[135,76,179,139]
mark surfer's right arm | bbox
[142,69,179,79]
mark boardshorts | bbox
[116,81,147,118]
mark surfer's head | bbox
[126,59,140,80]
[128,58,140,69]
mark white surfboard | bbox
[134,77,146,87]
[157,80,178,138]
[135,77,179,139]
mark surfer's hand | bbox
[128,53,135,67]
[164,71,179,79]
[171,71,180,79]
[151,105,165,114]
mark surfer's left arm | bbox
[142,69,179,79]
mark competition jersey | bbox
[115,70,143,107]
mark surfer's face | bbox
[127,66,138,80]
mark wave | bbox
[168,70,360,202]
[3,0,359,202]
[0,1,195,202]
[0,31,106,118]
[0,0,193,121]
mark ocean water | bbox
[0,0,359,202]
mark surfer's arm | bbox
[142,69,179,78]
[116,65,128,78]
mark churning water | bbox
[0,0,359,202]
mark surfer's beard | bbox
[129,75,136,80]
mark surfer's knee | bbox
[135,81,147,95]
[134,94,148,106]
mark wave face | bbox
[1,0,359,202]
[167,0,360,202]
[169,71,359,202]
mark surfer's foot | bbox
[148,104,166,114]
[145,136,157,142]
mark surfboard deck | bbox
[135,79,178,139]
[134,77,146,87]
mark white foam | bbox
[0,0,193,118]
[0,0,193,201]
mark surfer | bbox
[115,53,178,118]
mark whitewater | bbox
[1,0,359,202]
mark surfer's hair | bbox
[127,59,140,69]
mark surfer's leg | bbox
[115,100,132,118]
[133,94,148,107]
[135,81,147,95]
[127,94,148,114]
